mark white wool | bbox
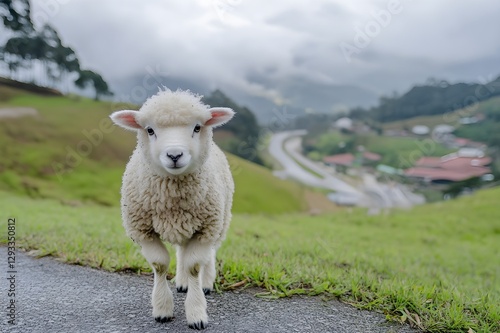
[135,89,212,128]
[121,143,233,246]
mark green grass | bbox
[361,135,454,168]
[1,188,499,332]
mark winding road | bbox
[268,131,424,208]
[269,131,362,192]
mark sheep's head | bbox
[110,89,234,177]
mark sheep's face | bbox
[110,92,234,177]
[148,124,202,176]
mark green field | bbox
[2,84,500,332]
[1,188,499,332]
[361,135,454,168]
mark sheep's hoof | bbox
[177,286,188,293]
[188,320,208,330]
[202,288,212,295]
[155,316,173,323]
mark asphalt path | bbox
[1,251,419,333]
[283,135,361,195]
[268,130,329,188]
[269,131,359,194]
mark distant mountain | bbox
[111,72,379,124]
[230,73,378,123]
[355,76,500,122]
[263,76,378,114]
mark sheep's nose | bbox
[167,152,183,163]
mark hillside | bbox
[0,83,313,214]
[381,96,500,151]
[0,77,63,98]
[352,76,500,122]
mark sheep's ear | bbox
[205,108,235,127]
[110,110,142,131]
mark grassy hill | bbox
[0,83,311,214]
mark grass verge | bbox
[1,188,499,332]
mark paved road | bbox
[268,131,328,188]
[1,251,418,333]
[284,136,361,196]
[269,131,362,196]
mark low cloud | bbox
[31,0,500,99]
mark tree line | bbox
[351,76,500,122]
[0,0,112,99]
[203,89,264,165]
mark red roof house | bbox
[323,151,382,167]
[323,153,355,167]
[362,151,382,161]
[405,154,492,182]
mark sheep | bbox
[110,88,235,330]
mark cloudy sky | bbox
[31,0,500,102]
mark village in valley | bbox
[294,107,497,206]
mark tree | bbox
[38,24,81,86]
[203,90,263,165]
[0,0,33,33]
[1,1,112,96]
[75,69,113,100]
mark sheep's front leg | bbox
[201,248,216,295]
[180,240,213,330]
[175,245,188,293]
[176,246,216,296]
[139,236,174,323]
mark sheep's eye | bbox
[193,124,201,133]
[146,127,155,136]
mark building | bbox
[404,153,492,184]
[333,117,353,131]
[323,151,382,171]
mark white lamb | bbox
[110,89,235,330]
